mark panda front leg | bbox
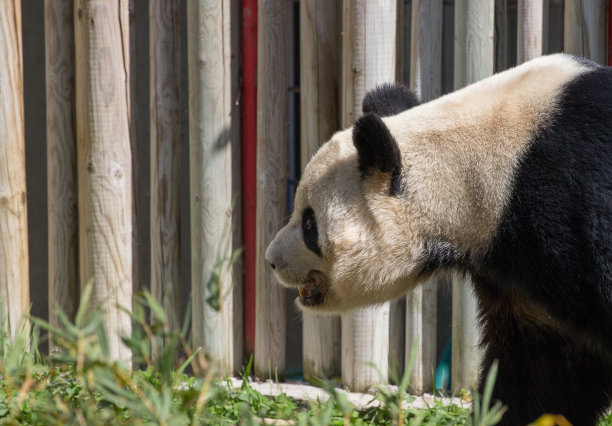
[473,276,612,426]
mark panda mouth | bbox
[298,270,327,307]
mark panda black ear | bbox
[353,113,402,196]
[362,83,419,117]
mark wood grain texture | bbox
[299,0,341,381]
[465,0,495,83]
[495,0,508,72]
[340,0,355,127]
[340,0,397,392]
[517,0,548,63]
[342,306,390,392]
[451,272,480,392]
[405,280,437,393]
[453,0,467,89]
[188,0,241,375]
[406,0,443,391]
[410,0,442,101]
[44,0,78,331]
[127,0,140,295]
[406,0,441,393]
[451,0,492,390]
[74,0,133,363]
[0,1,29,339]
[564,0,607,65]
[150,0,181,334]
[229,0,244,374]
[388,298,405,376]
[254,0,291,379]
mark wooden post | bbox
[406,0,442,393]
[188,0,242,375]
[127,0,140,295]
[452,0,493,392]
[495,0,508,72]
[150,0,181,331]
[74,0,133,363]
[454,0,467,90]
[241,0,258,358]
[45,0,78,329]
[517,0,548,63]
[451,272,481,391]
[564,0,607,65]
[255,0,291,379]
[410,0,442,101]
[340,0,397,392]
[0,1,29,340]
[299,0,342,382]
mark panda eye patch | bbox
[302,207,322,257]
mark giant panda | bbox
[265,53,612,425]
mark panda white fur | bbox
[265,53,612,425]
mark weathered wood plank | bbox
[150,0,181,331]
[564,0,607,65]
[454,0,467,90]
[255,0,291,379]
[451,272,480,392]
[127,0,140,295]
[188,0,241,375]
[406,0,442,392]
[405,279,437,392]
[74,0,133,363]
[44,0,78,330]
[517,0,548,63]
[0,1,29,340]
[494,0,507,71]
[451,0,493,391]
[340,0,397,392]
[465,0,495,82]
[299,0,342,382]
[410,0,442,101]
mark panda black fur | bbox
[265,54,612,425]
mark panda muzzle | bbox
[298,270,327,306]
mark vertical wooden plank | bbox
[0,1,29,339]
[451,0,493,392]
[495,0,507,71]
[388,298,405,379]
[255,0,291,379]
[229,0,244,375]
[126,0,140,296]
[451,272,480,391]
[564,0,607,65]
[45,0,78,330]
[465,0,495,82]
[405,279,437,392]
[75,0,133,363]
[406,0,442,393]
[453,0,467,90]
[396,0,405,83]
[241,0,258,358]
[150,0,181,330]
[517,0,548,63]
[410,0,442,100]
[300,0,342,382]
[340,0,355,128]
[340,0,396,392]
[188,0,240,375]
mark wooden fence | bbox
[0,0,609,392]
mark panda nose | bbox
[265,244,278,271]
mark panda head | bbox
[265,84,429,313]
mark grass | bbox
[0,287,607,425]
